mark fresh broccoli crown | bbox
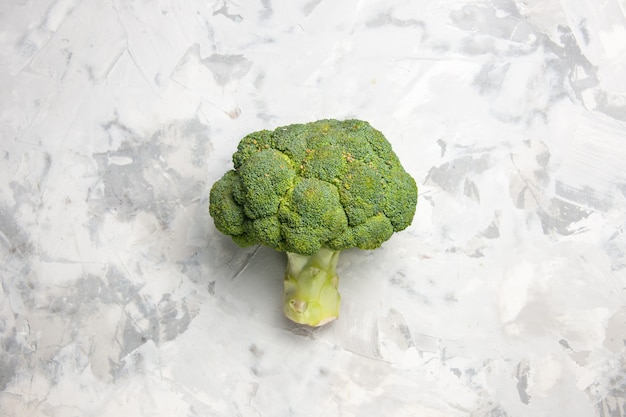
[209,119,417,255]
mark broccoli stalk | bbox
[283,247,341,326]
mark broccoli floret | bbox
[209,119,417,326]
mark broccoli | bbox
[209,119,417,326]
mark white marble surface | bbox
[1,0,626,416]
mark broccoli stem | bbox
[283,247,341,326]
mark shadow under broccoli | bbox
[209,119,417,326]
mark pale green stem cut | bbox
[283,247,341,327]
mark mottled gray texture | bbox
[426,154,491,195]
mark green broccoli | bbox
[209,119,417,326]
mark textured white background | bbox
[1,0,625,416]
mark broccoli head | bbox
[209,119,417,326]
